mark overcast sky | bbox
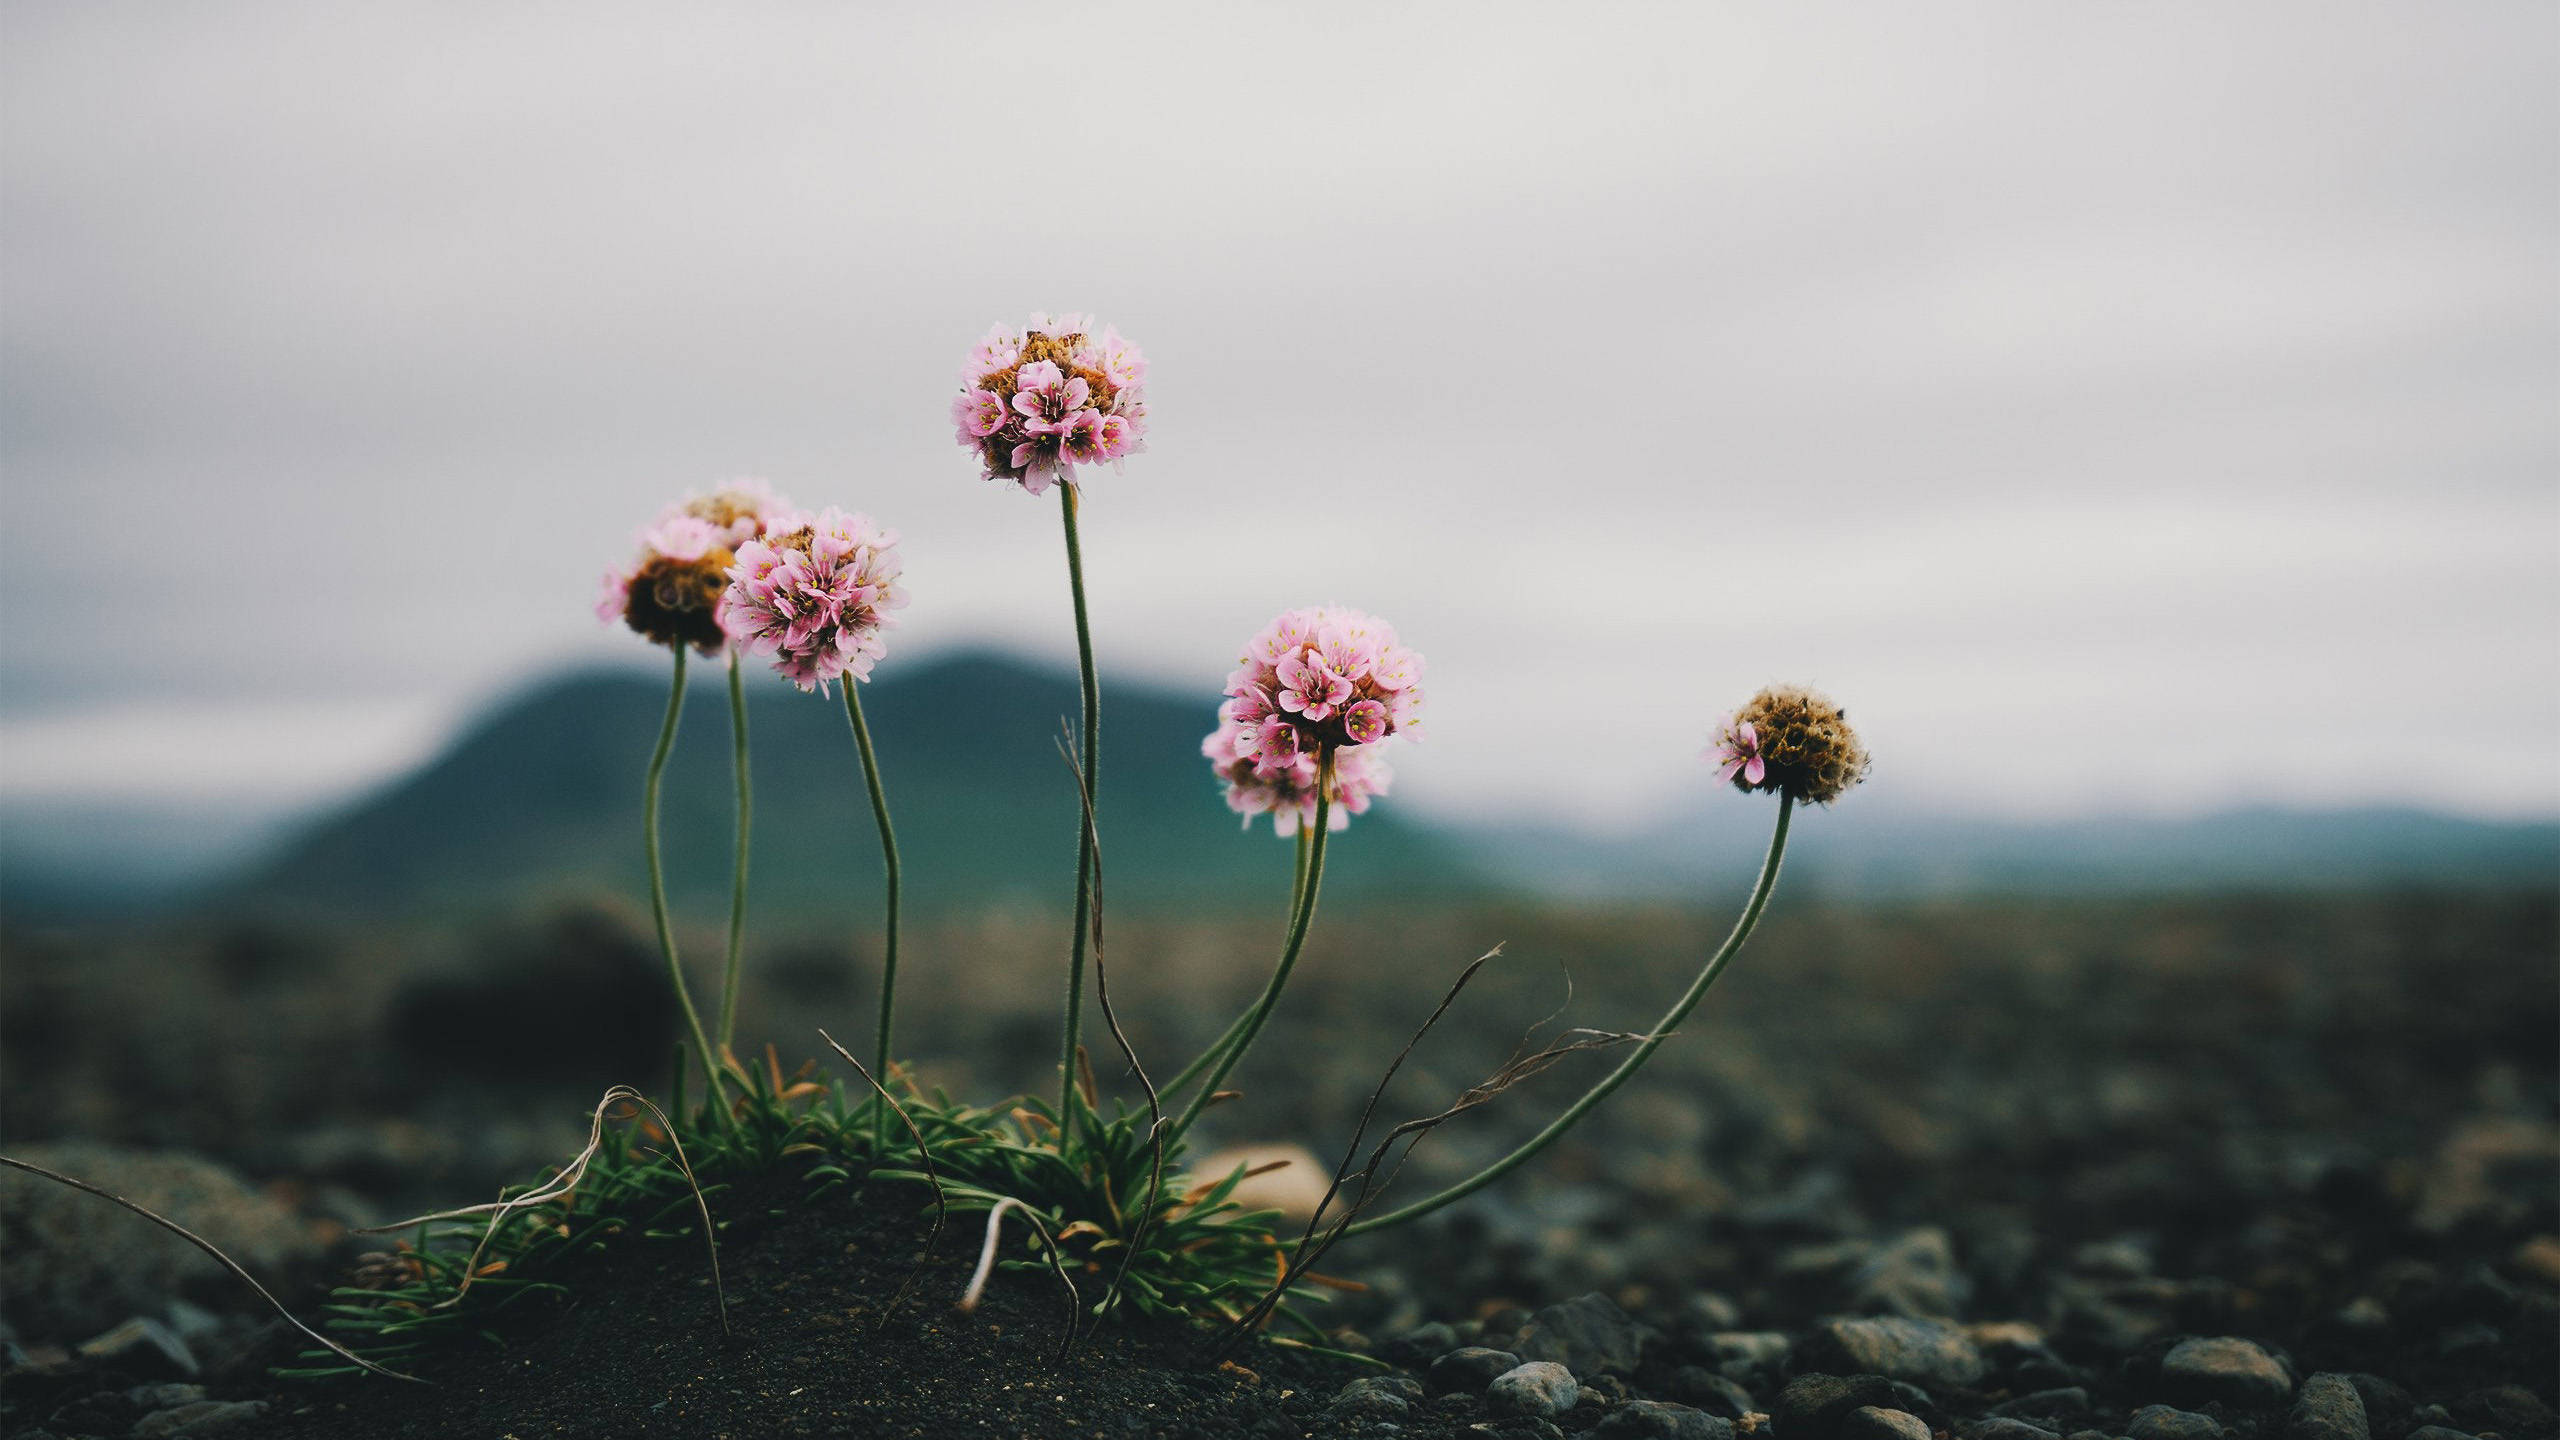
[3,2,2554,835]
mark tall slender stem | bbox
[1168,753,1335,1144]
[716,650,753,1051]
[1161,822,1318,1102]
[841,676,904,1148]
[644,648,722,1102]
[1338,795,1796,1237]
[1057,482,1102,1138]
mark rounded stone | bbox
[1489,1361,1582,1418]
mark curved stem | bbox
[644,648,722,1102]
[841,676,904,1148]
[1160,823,1318,1102]
[716,650,753,1051]
[1057,483,1102,1140]
[1168,753,1335,1144]
[1338,794,1795,1237]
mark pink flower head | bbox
[1706,714,1766,787]
[951,312,1148,495]
[717,506,907,693]
[652,477,795,550]
[1223,606,1424,768]
[1203,719,1394,836]
[601,483,793,655]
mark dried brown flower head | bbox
[619,553,731,657]
[1725,684,1870,805]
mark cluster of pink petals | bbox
[950,312,1149,495]
[594,478,796,626]
[1219,606,1423,776]
[715,508,908,692]
[1705,715,1766,786]
[1202,726,1392,836]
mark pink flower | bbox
[1276,649,1353,721]
[1203,720,1394,836]
[1095,326,1147,391]
[596,565,636,623]
[1009,361,1092,436]
[1238,716,1302,773]
[1059,410,1113,466]
[643,514,720,563]
[1224,606,1424,764]
[717,506,908,693]
[952,312,1148,494]
[1706,714,1766,786]
[1094,412,1135,460]
[951,389,1007,441]
[964,324,1022,383]
[1341,699,1390,746]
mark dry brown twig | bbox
[956,1196,1082,1361]
[817,1026,948,1329]
[1213,953,1650,1355]
[358,1085,728,1336]
[0,1153,425,1383]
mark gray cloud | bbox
[4,1,2553,827]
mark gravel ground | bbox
[4,890,2553,1437]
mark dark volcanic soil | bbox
[237,1178,1370,1440]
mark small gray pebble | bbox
[2131,1406,2226,1440]
[2162,1337,2293,1409]
[1666,1366,1757,1419]
[1967,1420,2062,1440]
[1469,1420,1567,1439]
[1994,1390,2093,1422]
[1844,1406,1936,1440]
[2288,1374,2370,1440]
[1333,1375,1423,1418]
[1488,1361,1581,1418]
[1430,1346,1524,1394]
[1593,1399,1733,1440]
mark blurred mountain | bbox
[229,651,1487,922]
[1473,799,2560,901]
[5,651,2554,923]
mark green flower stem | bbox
[1338,794,1795,1238]
[644,648,723,1107]
[716,649,753,1052]
[840,676,904,1148]
[1168,755,1335,1144]
[1057,482,1102,1140]
[1160,824,1318,1102]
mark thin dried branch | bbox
[1058,724,1166,1331]
[1289,944,1504,1258]
[1213,961,1652,1357]
[955,1196,1081,1361]
[358,1086,724,1334]
[819,1026,947,1329]
[0,1154,424,1384]
[619,1091,729,1336]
